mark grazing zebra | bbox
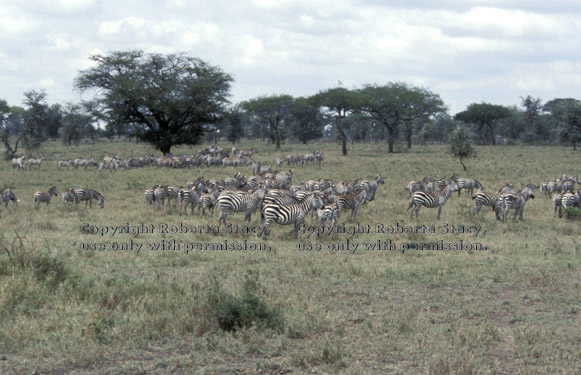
[317,203,339,227]
[408,183,460,219]
[34,186,58,206]
[62,191,75,203]
[27,156,46,170]
[217,188,267,226]
[500,184,535,223]
[262,192,324,239]
[456,178,483,197]
[58,159,73,170]
[0,187,18,206]
[73,158,96,171]
[98,159,118,173]
[198,190,220,216]
[11,156,25,171]
[73,188,105,208]
[472,184,515,217]
[336,189,370,220]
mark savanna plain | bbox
[0,140,580,375]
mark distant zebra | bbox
[144,186,157,206]
[62,191,76,204]
[74,158,96,171]
[472,184,515,217]
[408,183,460,219]
[98,159,118,173]
[456,178,483,197]
[0,187,18,207]
[27,156,46,170]
[563,176,579,192]
[547,179,563,195]
[34,186,58,206]
[262,192,324,238]
[407,177,429,198]
[553,190,580,218]
[153,187,166,210]
[58,159,73,170]
[500,184,535,223]
[217,188,267,226]
[179,186,207,216]
[336,189,370,220]
[11,156,25,171]
[72,188,105,208]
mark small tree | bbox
[449,124,476,171]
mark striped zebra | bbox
[34,186,58,206]
[144,185,158,206]
[62,191,76,204]
[11,156,25,171]
[547,179,564,195]
[262,192,324,239]
[27,156,46,170]
[58,159,73,170]
[336,189,370,220]
[406,177,430,198]
[357,175,384,201]
[408,183,460,219]
[500,184,535,223]
[0,187,18,206]
[74,158,96,171]
[553,190,580,218]
[317,203,339,227]
[179,185,208,215]
[563,176,579,192]
[217,188,267,226]
[198,190,220,216]
[153,187,166,210]
[73,188,105,208]
[98,159,118,173]
[456,178,483,197]
[472,183,515,217]
[540,181,549,196]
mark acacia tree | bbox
[241,94,293,149]
[310,87,359,156]
[454,103,511,145]
[61,103,94,147]
[359,82,446,153]
[288,96,324,144]
[0,91,50,159]
[75,50,233,155]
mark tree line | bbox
[1,50,580,159]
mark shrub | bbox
[564,206,581,220]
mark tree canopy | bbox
[241,94,293,149]
[75,50,233,154]
[454,102,512,145]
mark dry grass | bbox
[1,139,580,374]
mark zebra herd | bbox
[540,175,581,218]
[10,156,46,171]
[143,171,384,238]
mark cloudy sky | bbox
[1,0,580,114]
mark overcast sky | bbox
[1,0,580,115]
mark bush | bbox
[205,270,284,332]
[564,206,581,220]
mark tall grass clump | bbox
[203,269,284,333]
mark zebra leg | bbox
[437,206,443,220]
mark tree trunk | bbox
[460,157,467,171]
[336,117,347,156]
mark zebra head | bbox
[376,175,385,184]
[525,184,535,199]
[311,193,324,210]
[48,186,58,196]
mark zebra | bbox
[500,184,535,223]
[336,188,370,220]
[34,186,58,206]
[179,185,207,215]
[58,159,73,170]
[456,178,483,197]
[198,190,220,216]
[553,190,580,218]
[408,183,460,219]
[547,179,564,195]
[98,159,118,173]
[10,156,25,171]
[74,158,96,171]
[27,156,46,170]
[144,185,158,206]
[406,177,430,198]
[357,175,384,201]
[317,203,339,227]
[62,191,76,204]
[0,187,18,207]
[217,188,267,226]
[262,192,324,239]
[472,184,515,217]
[563,176,579,192]
[72,188,105,208]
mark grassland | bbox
[0,139,580,374]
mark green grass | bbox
[1,139,581,374]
